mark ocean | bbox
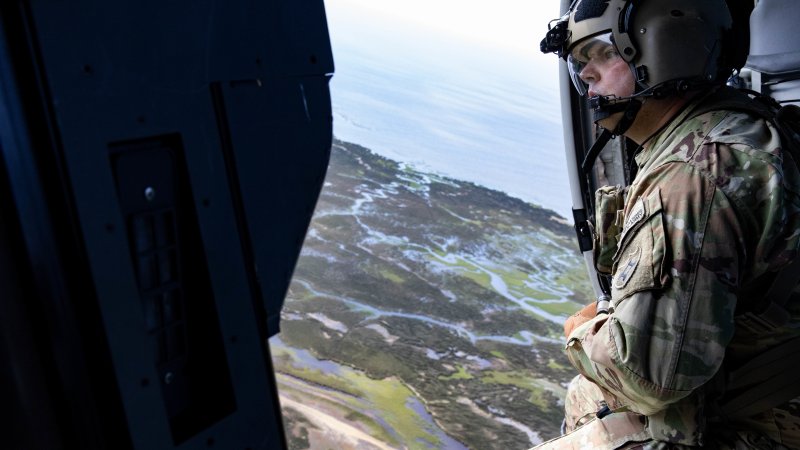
[325,3,573,220]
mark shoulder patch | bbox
[614,245,641,290]
[617,197,646,248]
[624,198,646,231]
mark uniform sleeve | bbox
[565,161,744,415]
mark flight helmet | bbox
[542,0,738,101]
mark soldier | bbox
[537,0,800,448]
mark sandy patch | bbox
[280,396,395,450]
[365,323,399,344]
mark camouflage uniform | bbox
[535,96,800,449]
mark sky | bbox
[321,0,574,219]
[327,0,563,55]
[324,0,563,79]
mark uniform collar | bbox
[633,92,714,169]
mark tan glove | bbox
[564,302,597,338]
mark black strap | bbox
[720,335,800,419]
[581,129,613,174]
[582,100,642,174]
[745,256,800,331]
[686,86,776,123]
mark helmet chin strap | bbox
[590,96,631,123]
[588,95,642,131]
[580,97,642,173]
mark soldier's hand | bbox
[564,303,597,338]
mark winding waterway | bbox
[292,279,563,346]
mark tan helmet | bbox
[542,0,737,98]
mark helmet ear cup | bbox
[614,0,735,92]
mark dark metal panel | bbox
[0,131,64,450]
[219,75,332,336]
[0,0,334,447]
[28,0,334,341]
[0,4,132,447]
[206,0,335,79]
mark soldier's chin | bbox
[597,112,625,132]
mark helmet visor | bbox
[566,33,621,96]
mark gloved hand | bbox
[564,302,597,338]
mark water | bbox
[272,335,344,375]
[406,396,469,450]
[291,278,564,346]
[325,2,573,219]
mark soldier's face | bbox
[579,54,633,99]
[569,35,635,98]
[572,38,635,128]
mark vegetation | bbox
[271,139,591,449]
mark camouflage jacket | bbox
[566,96,800,447]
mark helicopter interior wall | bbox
[746,0,800,105]
[0,0,334,448]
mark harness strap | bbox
[534,411,649,449]
[720,335,800,419]
[738,256,800,332]
[686,86,776,123]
